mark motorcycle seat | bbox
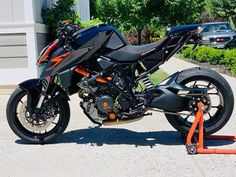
[107,37,167,62]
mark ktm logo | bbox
[46,52,71,71]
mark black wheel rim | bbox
[14,91,62,136]
[177,79,225,129]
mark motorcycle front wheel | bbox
[6,87,70,144]
[165,67,234,135]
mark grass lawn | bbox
[137,69,169,91]
[149,69,169,85]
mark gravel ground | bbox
[0,57,236,177]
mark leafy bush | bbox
[224,50,236,75]
[181,46,236,76]
[198,47,224,64]
[125,28,152,45]
[182,46,194,59]
[224,50,236,65]
[229,62,236,75]
[208,49,224,65]
[81,18,103,28]
[42,0,80,39]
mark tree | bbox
[42,0,80,39]
[93,0,118,27]
[153,0,205,26]
[207,0,236,26]
[94,0,153,45]
[92,0,206,43]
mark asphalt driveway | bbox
[0,57,236,177]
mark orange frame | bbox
[186,102,236,154]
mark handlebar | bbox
[57,21,80,44]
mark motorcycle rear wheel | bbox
[6,87,70,144]
[165,67,234,136]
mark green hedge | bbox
[181,46,236,76]
[81,18,103,28]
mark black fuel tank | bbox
[71,24,127,49]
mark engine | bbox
[78,77,116,123]
[77,73,143,124]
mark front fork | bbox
[36,76,51,109]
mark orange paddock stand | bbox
[186,102,236,155]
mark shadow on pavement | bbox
[55,128,184,147]
[56,128,186,147]
[15,127,235,148]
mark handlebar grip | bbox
[65,25,74,35]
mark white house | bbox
[0,0,90,86]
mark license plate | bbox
[217,44,225,48]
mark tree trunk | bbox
[137,28,142,45]
[232,18,236,28]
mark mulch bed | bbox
[177,55,234,77]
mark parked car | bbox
[200,22,236,49]
[167,22,236,48]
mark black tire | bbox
[165,67,234,135]
[6,87,70,144]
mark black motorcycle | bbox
[6,22,234,144]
